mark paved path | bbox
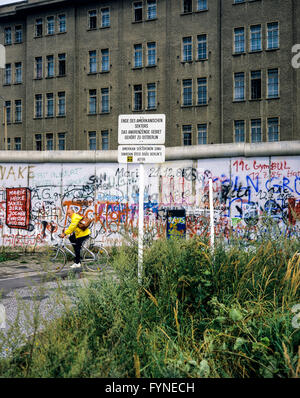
[0,252,111,359]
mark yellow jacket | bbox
[64,213,91,239]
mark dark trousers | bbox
[69,233,89,264]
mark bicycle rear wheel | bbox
[84,246,109,272]
[44,247,66,273]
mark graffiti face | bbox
[0,157,299,247]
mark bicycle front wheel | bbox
[44,247,66,273]
[84,246,109,272]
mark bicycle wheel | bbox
[44,247,66,273]
[84,246,109,272]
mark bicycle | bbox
[44,237,109,273]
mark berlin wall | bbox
[0,142,300,248]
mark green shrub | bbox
[0,235,299,378]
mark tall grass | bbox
[0,234,299,378]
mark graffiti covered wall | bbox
[0,156,299,247]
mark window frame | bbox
[250,118,262,143]
[250,70,262,100]
[267,68,279,99]
[234,120,246,143]
[197,123,207,144]
[133,84,143,111]
[182,124,192,146]
[249,24,262,52]
[182,36,193,62]
[267,117,280,142]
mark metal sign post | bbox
[138,163,144,284]
[118,114,165,284]
[209,178,215,252]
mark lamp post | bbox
[0,95,7,151]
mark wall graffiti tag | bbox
[6,188,31,230]
[0,156,298,247]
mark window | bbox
[183,125,192,145]
[268,118,279,142]
[58,132,66,150]
[15,25,22,43]
[234,27,245,53]
[147,42,156,66]
[46,93,54,117]
[5,101,11,123]
[89,89,97,114]
[89,50,97,73]
[58,14,66,33]
[101,49,109,72]
[182,79,192,106]
[101,130,109,150]
[35,57,43,79]
[58,53,66,76]
[88,10,97,29]
[35,18,43,37]
[197,0,207,11]
[5,64,11,85]
[267,22,279,50]
[101,88,109,113]
[134,44,143,68]
[134,2,143,22]
[35,134,42,151]
[251,119,262,142]
[182,37,192,62]
[234,72,245,101]
[250,70,261,100]
[14,137,21,150]
[267,68,279,98]
[197,34,207,60]
[46,55,54,77]
[6,138,11,150]
[46,133,54,150]
[147,83,156,109]
[197,124,207,144]
[4,27,12,45]
[47,16,55,35]
[57,92,66,116]
[234,0,245,3]
[15,100,22,123]
[250,25,262,52]
[197,77,207,105]
[234,120,245,142]
[134,84,143,111]
[147,0,157,20]
[35,94,43,118]
[101,8,110,27]
[88,131,96,150]
[183,0,192,13]
[15,62,22,84]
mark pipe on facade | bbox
[0,141,300,163]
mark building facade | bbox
[0,0,299,151]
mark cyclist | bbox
[59,208,91,269]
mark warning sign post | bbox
[118,145,165,164]
[118,114,165,145]
[118,114,166,284]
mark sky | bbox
[0,0,24,6]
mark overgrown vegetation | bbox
[0,235,299,378]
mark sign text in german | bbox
[118,114,165,145]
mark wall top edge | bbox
[0,141,299,163]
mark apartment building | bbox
[0,0,299,151]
